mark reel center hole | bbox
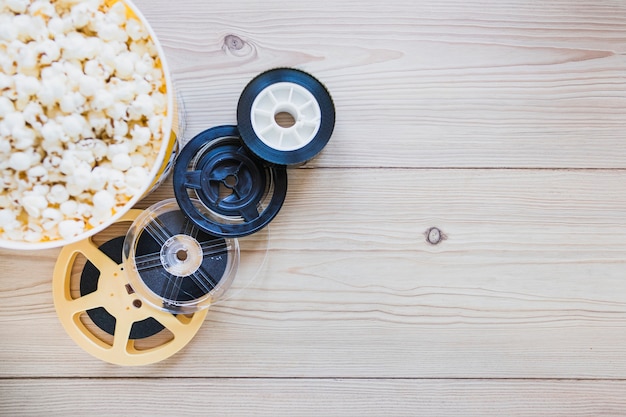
[219,174,238,200]
[176,249,188,261]
[274,111,296,128]
[160,234,204,276]
[224,174,238,188]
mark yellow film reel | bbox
[52,210,207,366]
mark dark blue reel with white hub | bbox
[237,68,335,166]
[173,125,288,238]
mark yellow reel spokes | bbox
[52,210,208,366]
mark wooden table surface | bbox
[2,0,626,415]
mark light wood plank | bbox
[2,379,626,417]
[134,0,626,168]
[3,170,626,377]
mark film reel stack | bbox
[52,68,335,365]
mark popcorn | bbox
[60,114,86,141]
[91,88,114,111]
[113,52,137,79]
[48,184,70,205]
[130,125,151,146]
[0,209,20,231]
[22,194,48,218]
[8,152,33,171]
[112,120,129,137]
[69,2,96,29]
[0,0,169,244]
[125,18,148,41]
[14,74,41,97]
[107,2,128,26]
[0,139,10,155]
[59,93,86,116]
[78,74,103,97]
[129,152,146,168]
[16,43,38,74]
[37,78,67,107]
[58,219,85,241]
[41,208,62,231]
[22,102,46,129]
[106,168,126,193]
[24,223,43,242]
[12,126,37,150]
[125,166,148,190]
[105,102,128,120]
[112,153,132,171]
[87,111,110,133]
[58,32,99,61]
[6,0,29,14]
[93,189,115,211]
[0,97,14,119]
[38,39,62,65]
[4,112,25,131]
[27,166,48,183]
[128,93,154,120]
[0,73,11,90]
[75,138,108,161]
[41,120,64,146]
[133,76,152,95]
[59,200,78,217]
[28,1,56,19]
[0,16,18,42]
[89,166,110,191]
[13,14,47,42]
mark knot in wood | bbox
[224,34,245,51]
[426,227,443,245]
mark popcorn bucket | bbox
[0,0,179,250]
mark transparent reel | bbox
[123,199,239,315]
[52,202,269,366]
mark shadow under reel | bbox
[52,68,334,366]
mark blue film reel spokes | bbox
[173,125,288,238]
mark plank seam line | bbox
[306,167,626,171]
[2,377,626,382]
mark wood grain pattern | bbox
[1,0,626,414]
[136,0,626,168]
[2,379,626,417]
[2,170,626,380]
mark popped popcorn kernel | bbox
[6,0,29,14]
[112,152,132,171]
[48,184,70,205]
[0,209,20,231]
[8,152,32,171]
[58,219,85,240]
[22,194,48,218]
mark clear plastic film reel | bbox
[122,199,240,314]
[123,199,270,312]
[53,201,269,365]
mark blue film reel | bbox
[237,68,335,166]
[173,125,287,238]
